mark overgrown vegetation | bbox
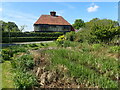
[45,48,118,88]
[1,18,119,89]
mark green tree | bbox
[85,18,119,29]
[72,19,85,30]
[90,24,120,42]
[0,20,20,32]
[89,18,100,22]
[7,22,20,32]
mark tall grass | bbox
[45,48,118,88]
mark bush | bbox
[92,44,102,50]
[2,48,12,60]
[2,37,58,43]
[74,29,94,43]
[56,35,65,46]
[65,31,75,41]
[91,25,120,42]
[2,32,64,43]
[11,53,37,88]
[2,32,64,37]
[14,71,37,88]
[109,35,120,45]
[12,54,34,71]
[28,43,38,47]
[109,46,120,53]
[63,41,79,48]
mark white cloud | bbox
[0,8,2,12]
[87,3,99,12]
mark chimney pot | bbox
[50,11,56,16]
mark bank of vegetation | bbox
[1,18,120,89]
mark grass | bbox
[0,63,2,89]
[1,42,57,88]
[1,41,119,88]
[44,47,118,88]
[2,61,14,88]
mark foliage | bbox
[72,19,85,29]
[11,54,34,71]
[13,71,37,88]
[11,54,37,88]
[28,43,39,48]
[2,32,64,37]
[2,48,12,61]
[65,31,75,41]
[109,46,120,53]
[2,37,57,43]
[2,45,27,61]
[2,32,64,43]
[92,44,102,50]
[74,29,94,43]
[46,48,118,88]
[90,25,120,42]
[2,61,15,88]
[56,35,65,46]
[109,35,120,45]
[65,18,119,44]
[0,20,20,32]
[85,18,119,29]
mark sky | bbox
[0,2,119,32]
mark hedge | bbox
[2,37,58,43]
[2,32,64,37]
[2,32,65,43]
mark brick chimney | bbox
[50,11,56,16]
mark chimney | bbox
[50,11,56,16]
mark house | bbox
[34,11,74,32]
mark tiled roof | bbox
[34,15,71,25]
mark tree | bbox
[0,20,20,32]
[19,25,27,32]
[90,24,120,42]
[7,22,20,32]
[89,18,100,22]
[72,19,85,30]
[85,18,119,30]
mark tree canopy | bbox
[72,19,85,30]
[0,20,20,32]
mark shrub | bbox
[11,53,37,88]
[63,41,79,48]
[56,35,65,46]
[2,32,64,37]
[92,44,102,50]
[29,43,38,47]
[109,46,120,53]
[14,71,37,88]
[2,48,12,60]
[65,31,75,41]
[40,43,45,46]
[75,29,92,43]
[12,54,34,71]
[109,35,120,45]
[91,25,120,42]
[2,37,58,43]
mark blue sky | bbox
[0,2,118,31]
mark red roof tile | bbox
[34,15,71,25]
